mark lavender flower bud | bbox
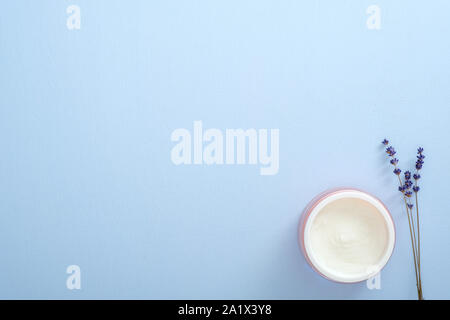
[404,171,411,180]
[390,158,399,165]
[386,146,396,157]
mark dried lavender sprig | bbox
[414,147,424,299]
[382,139,422,299]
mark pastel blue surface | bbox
[1,1,449,299]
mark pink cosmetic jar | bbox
[298,189,395,283]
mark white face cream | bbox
[302,190,395,283]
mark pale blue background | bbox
[1,1,449,299]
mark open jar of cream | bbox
[299,189,395,283]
